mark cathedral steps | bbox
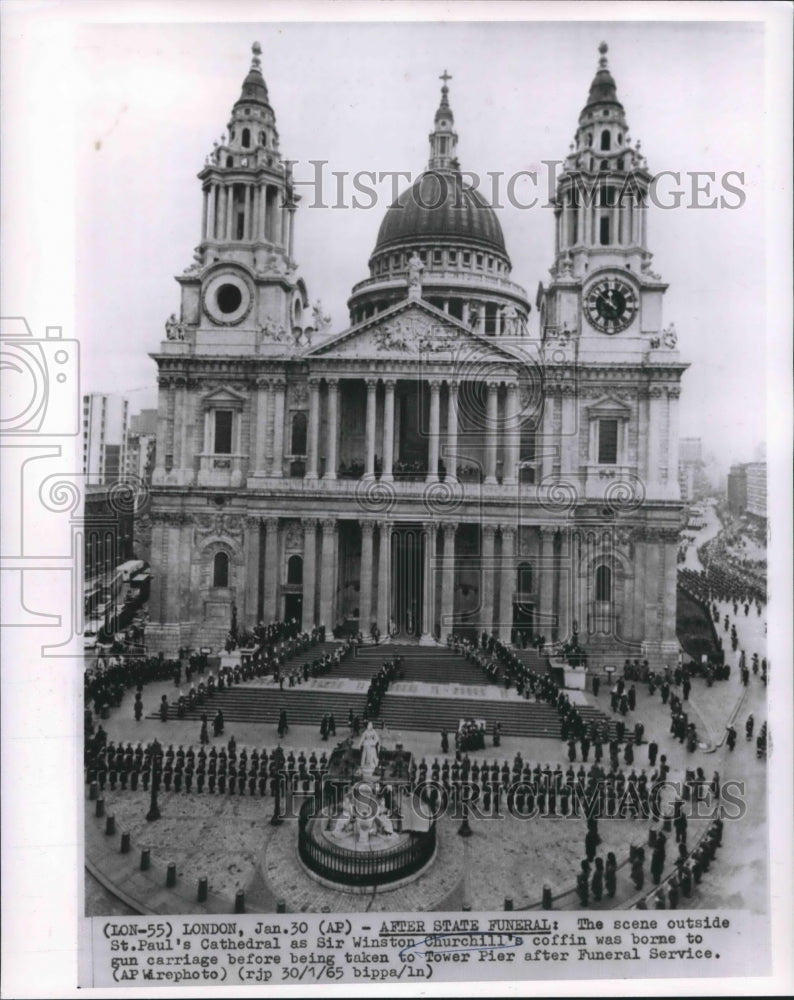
[147,683,629,743]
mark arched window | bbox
[600,130,611,151]
[242,128,251,148]
[291,411,307,456]
[213,551,229,588]
[287,554,303,585]
[595,564,612,602]
[516,562,533,595]
[259,131,266,145]
[225,156,233,168]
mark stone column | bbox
[270,379,286,478]
[446,380,459,478]
[498,525,515,643]
[440,522,457,640]
[382,379,395,481]
[226,185,235,242]
[306,377,321,479]
[485,381,499,484]
[253,377,269,474]
[538,526,556,638]
[207,185,216,240]
[152,377,172,484]
[172,377,187,474]
[325,378,339,479]
[666,386,681,498]
[244,517,260,623]
[320,519,337,629]
[201,189,209,242]
[302,518,318,633]
[557,528,571,643]
[376,520,392,636]
[244,186,252,240]
[426,379,441,482]
[421,522,437,643]
[359,521,375,633]
[480,524,496,634]
[503,381,520,486]
[645,386,663,493]
[263,518,279,623]
[365,378,377,476]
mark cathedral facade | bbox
[145,42,686,667]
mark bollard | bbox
[166,862,177,888]
[105,815,116,836]
[542,885,553,910]
[504,897,513,911]
[234,889,245,913]
[462,903,472,912]
[197,877,208,903]
[89,781,98,801]
[95,797,105,818]
[120,832,131,854]
[140,849,150,871]
[276,900,286,914]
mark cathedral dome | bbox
[374,171,507,257]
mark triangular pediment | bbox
[306,298,524,363]
[586,394,632,417]
[202,385,247,408]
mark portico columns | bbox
[319,519,337,628]
[359,522,375,633]
[325,378,339,479]
[426,380,441,482]
[253,377,269,474]
[382,380,395,481]
[270,380,286,477]
[538,526,556,640]
[485,381,499,484]
[376,520,392,636]
[421,522,437,643]
[440,522,457,641]
[503,382,521,486]
[446,380,459,478]
[481,524,496,633]
[302,518,318,633]
[365,378,377,477]
[498,525,515,643]
[263,518,279,623]
[244,516,260,622]
[306,377,320,479]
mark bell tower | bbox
[537,42,668,360]
[172,41,307,350]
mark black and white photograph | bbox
[1,2,792,997]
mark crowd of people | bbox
[363,655,404,718]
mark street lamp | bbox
[146,741,162,822]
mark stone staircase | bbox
[148,641,629,743]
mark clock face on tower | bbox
[585,276,638,334]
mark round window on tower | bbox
[216,284,242,314]
[202,271,253,326]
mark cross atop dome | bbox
[429,70,457,170]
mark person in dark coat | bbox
[648,740,658,767]
[605,852,617,898]
[199,714,209,745]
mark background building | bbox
[82,393,129,486]
[126,408,158,484]
[145,43,687,666]
[744,461,767,520]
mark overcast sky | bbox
[4,11,778,471]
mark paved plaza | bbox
[85,513,769,917]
